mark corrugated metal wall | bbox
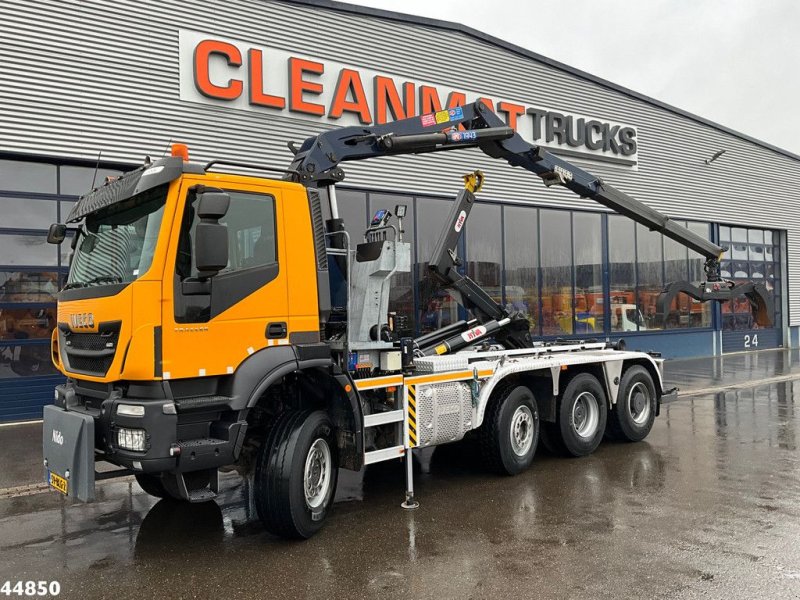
[2,0,799,324]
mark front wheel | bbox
[134,473,171,499]
[479,384,540,475]
[254,410,339,539]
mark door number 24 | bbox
[744,334,759,348]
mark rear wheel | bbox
[606,365,657,442]
[549,373,608,457]
[479,384,540,475]
[254,410,339,539]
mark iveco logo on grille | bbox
[70,313,95,329]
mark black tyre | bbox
[254,410,339,539]
[553,373,608,457]
[135,473,171,499]
[539,421,564,455]
[606,365,657,442]
[479,384,540,475]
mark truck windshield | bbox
[65,185,168,289]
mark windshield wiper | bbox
[63,275,123,291]
[84,275,123,286]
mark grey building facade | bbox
[0,0,796,421]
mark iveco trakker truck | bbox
[42,101,771,538]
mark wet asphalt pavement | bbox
[2,353,800,599]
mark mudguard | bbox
[42,405,95,502]
[655,280,773,327]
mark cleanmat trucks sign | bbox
[178,29,638,167]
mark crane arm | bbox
[286,100,772,327]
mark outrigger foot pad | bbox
[655,280,774,327]
[401,493,419,510]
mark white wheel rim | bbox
[628,382,651,425]
[509,405,535,456]
[304,438,332,509]
[572,392,600,439]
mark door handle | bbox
[266,322,287,339]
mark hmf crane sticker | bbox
[178,30,639,166]
[447,131,478,142]
[454,210,467,232]
[461,325,487,342]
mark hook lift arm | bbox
[286,100,773,336]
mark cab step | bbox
[175,468,219,503]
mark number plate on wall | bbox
[722,329,779,353]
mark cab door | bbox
[160,178,289,381]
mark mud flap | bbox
[655,280,773,327]
[42,405,95,502]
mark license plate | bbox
[49,471,68,495]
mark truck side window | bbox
[177,190,277,279]
[174,189,279,323]
[228,192,277,271]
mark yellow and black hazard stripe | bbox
[407,384,418,448]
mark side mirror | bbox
[197,190,230,219]
[47,223,67,244]
[194,189,230,277]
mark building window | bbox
[503,205,538,335]
[636,223,664,331]
[540,209,572,335]
[719,225,780,330]
[0,160,57,194]
[466,202,502,302]
[608,216,638,332]
[573,212,603,334]
[417,197,459,334]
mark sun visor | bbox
[66,156,194,223]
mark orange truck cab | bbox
[43,154,359,535]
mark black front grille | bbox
[68,354,115,375]
[60,321,121,377]
[68,330,118,352]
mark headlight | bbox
[117,428,147,451]
[117,404,145,417]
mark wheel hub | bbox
[572,392,599,439]
[509,405,535,456]
[628,382,651,425]
[304,438,332,509]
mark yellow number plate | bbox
[49,471,68,495]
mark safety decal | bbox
[420,106,465,127]
[407,385,417,447]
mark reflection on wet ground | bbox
[2,380,800,599]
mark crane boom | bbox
[286,100,773,328]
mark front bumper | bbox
[43,380,246,502]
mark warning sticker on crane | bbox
[421,106,464,127]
